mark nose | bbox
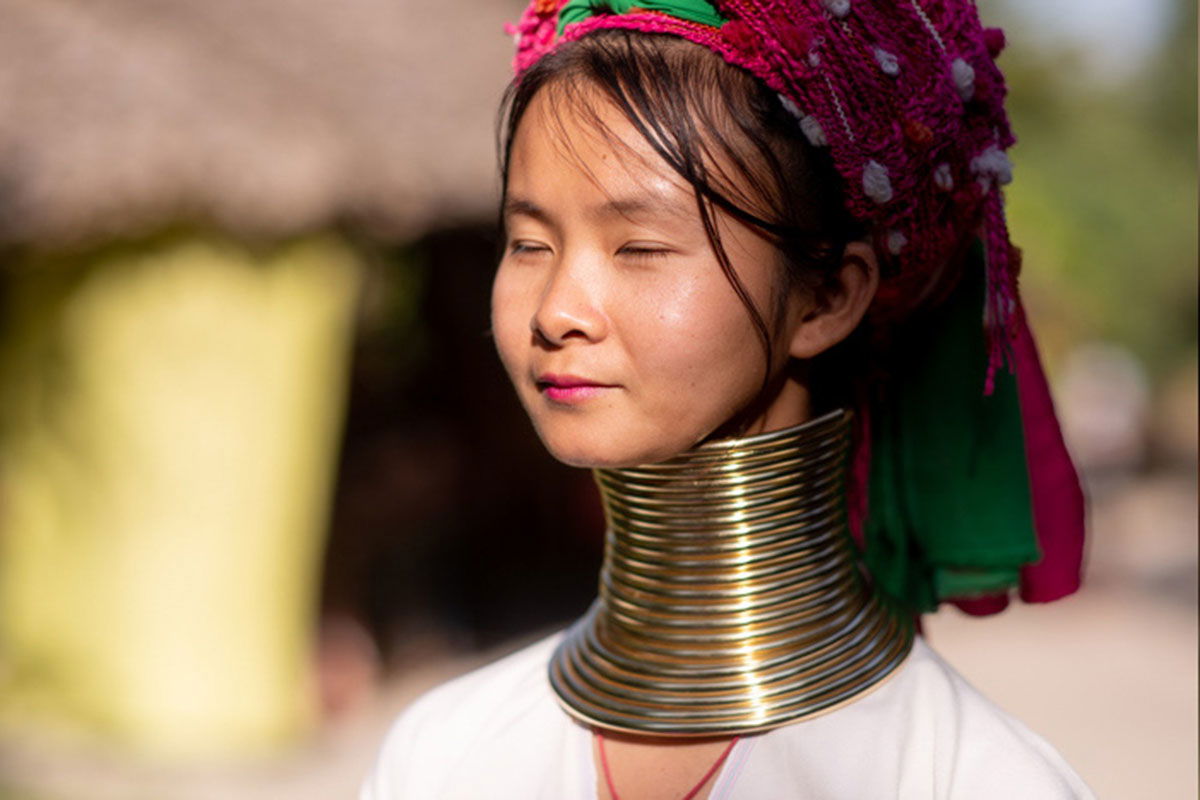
[531,258,606,346]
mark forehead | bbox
[506,84,698,219]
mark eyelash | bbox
[508,241,548,256]
[618,245,671,260]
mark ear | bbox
[785,241,879,360]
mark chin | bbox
[538,432,632,469]
[534,422,694,470]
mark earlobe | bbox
[786,241,879,359]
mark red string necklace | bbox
[595,730,741,800]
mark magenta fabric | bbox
[1012,304,1087,602]
[951,594,1011,616]
[846,391,872,550]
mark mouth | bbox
[535,373,617,404]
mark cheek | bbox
[625,274,764,400]
[491,268,531,376]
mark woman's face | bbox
[492,87,810,468]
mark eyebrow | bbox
[503,197,554,226]
[502,194,694,226]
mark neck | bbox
[549,408,913,736]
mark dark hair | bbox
[496,30,865,399]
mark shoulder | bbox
[359,631,572,800]
[737,638,1094,800]
[393,630,562,732]
[890,639,1093,798]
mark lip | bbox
[536,373,617,404]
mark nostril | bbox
[531,325,557,349]
[533,306,595,346]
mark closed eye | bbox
[509,241,551,256]
[617,245,672,260]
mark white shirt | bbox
[360,633,1094,799]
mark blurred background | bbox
[0,0,1193,797]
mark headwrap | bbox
[504,0,1086,613]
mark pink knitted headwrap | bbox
[507,0,1021,393]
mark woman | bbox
[363,1,1092,797]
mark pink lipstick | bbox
[536,373,616,404]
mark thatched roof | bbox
[0,0,524,246]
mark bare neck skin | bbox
[705,360,812,442]
[593,732,735,800]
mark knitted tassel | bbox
[982,190,1020,395]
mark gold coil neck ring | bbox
[548,408,914,736]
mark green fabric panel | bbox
[557,0,726,35]
[865,242,1039,611]
[863,394,937,611]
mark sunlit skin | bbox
[492,85,879,469]
[491,85,880,798]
